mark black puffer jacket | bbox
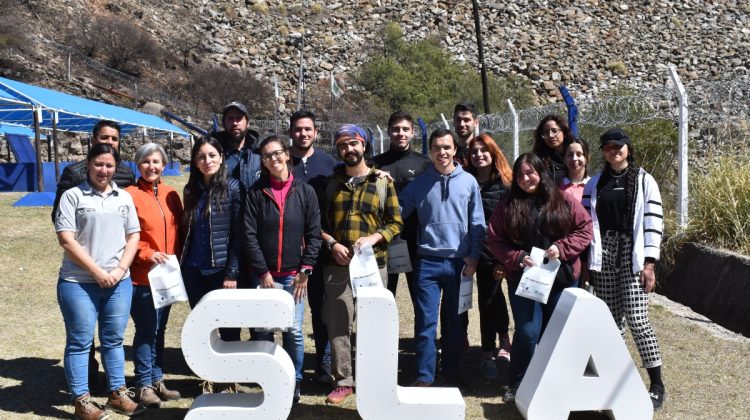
[51,160,135,222]
[243,176,322,275]
[182,178,242,279]
[479,178,509,263]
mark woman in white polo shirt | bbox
[55,143,144,419]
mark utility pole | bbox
[472,0,491,114]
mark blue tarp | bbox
[0,123,45,138]
[0,76,188,136]
[7,134,36,163]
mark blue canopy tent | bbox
[0,76,189,205]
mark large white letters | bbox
[516,288,654,420]
[355,287,466,419]
[181,289,296,419]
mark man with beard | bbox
[399,128,486,389]
[373,111,430,300]
[320,124,403,405]
[213,101,262,191]
[453,101,480,167]
[288,109,338,383]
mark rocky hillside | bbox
[6,0,750,118]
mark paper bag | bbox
[147,255,188,309]
[515,247,561,304]
[387,238,412,274]
[458,268,474,314]
[349,243,383,298]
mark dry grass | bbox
[0,175,748,419]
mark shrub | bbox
[70,15,162,76]
[356,22,535,120]
[606,60,627,76]
[187,66,273,117]
[686,156,750,254]
[251,2,270,15]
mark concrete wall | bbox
[658,242,750,337]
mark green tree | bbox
[357,22,535,120]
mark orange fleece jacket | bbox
[126,178,184,286]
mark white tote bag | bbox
[458,268,474,314]
[147,255,189,309]
[349,243,383,298]
[515,247,560,304]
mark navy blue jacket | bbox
[292,149,338,194]
[214,130,262,192]
[243,176,322,275]
[182,178,242,279]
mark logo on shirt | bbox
[118,205,128,220]
[408,169,415,175]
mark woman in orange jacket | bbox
[126,143,183,408]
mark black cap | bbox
[222,101,249,118]
[600,128,632,149]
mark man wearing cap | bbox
[320,124,403,404]
[213,101,262,191]
[288,109,339,383]
[51,119,135,390]
[453,101,479,167]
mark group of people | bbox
[52,101,666,420]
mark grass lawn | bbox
[0,175,747,419]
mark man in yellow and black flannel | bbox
[319,124,403,405]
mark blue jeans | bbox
[182,266,240,341]
[57,278,132,399]
[413,256,465,384]
[251,275,305,382]
[130,285,171,387]
[507,278,579,387]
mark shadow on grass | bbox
[0,357,70,417]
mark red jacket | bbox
[126,178,184,286]
[487,191,592,280]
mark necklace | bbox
[610,167,629,188]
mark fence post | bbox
[507,99,520,161]
[669,64,689,231]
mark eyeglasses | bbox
[262,150,286,161]
[541,128,561,138]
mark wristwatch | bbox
[326,237,338,251]
[301,268,313,277]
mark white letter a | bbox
[516,288,654,420]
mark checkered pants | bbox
[591,234,663,368]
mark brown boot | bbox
[74,393,110,420]
[153,380,181,400]
[106,386,145,416]
[136,386,162,409]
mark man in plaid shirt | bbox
[320,124,403,405]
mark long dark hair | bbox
[183,137,228,224]
[502,153,572,244]
[533,115,574,157]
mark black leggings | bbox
[476,260,510,353]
